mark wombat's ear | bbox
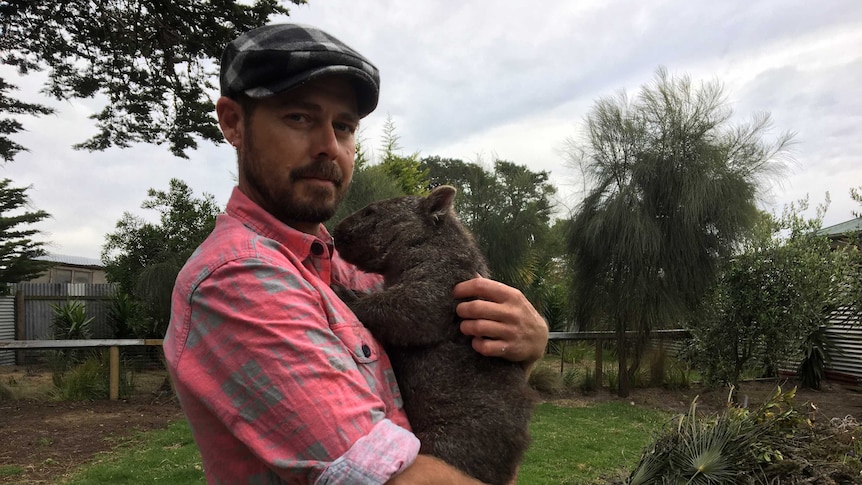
[424,185,457,222]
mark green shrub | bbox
[624,386,862,484]
[579,367,598,393]
[560,341,594,364]
[663,360,692,391]
[52,351,136,400]
[0,380,14,400]
[51,300,94,340]
[562,367,580,389]
[606,367,618,392]
[528,365,564,395]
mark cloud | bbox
[2,0,860,259]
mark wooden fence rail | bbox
[0,339,164,400]
[547,329,692,386]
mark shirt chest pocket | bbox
[330,321,380,365]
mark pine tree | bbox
[0,178,53,292]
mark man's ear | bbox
[216,96,244,148]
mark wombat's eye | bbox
[362,206,377,216]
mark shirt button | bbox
[361,344,372,358]
[310,242,324,255]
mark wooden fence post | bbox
[595,337,603,389]
[14,291,25,365]
[109,346,119,400]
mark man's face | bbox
[236,76,359,233]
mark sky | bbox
[4,0,861,260]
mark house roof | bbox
[35,253,104,268]
[819,217,862,237]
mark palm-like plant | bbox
[627,387,803,484]
[565,67,791,397]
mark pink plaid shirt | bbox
[164,187,418,484]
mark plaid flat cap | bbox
[220,23,380,117]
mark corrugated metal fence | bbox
[0,283,118,364]
[16,283,118,340]
[0,297,14,365]
[824,306,862,384]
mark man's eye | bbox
[285,113,308,123]
[334,122,356,134]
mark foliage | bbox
[0,178,53,292]
[51,350,135,401]
[102,178,219,337]
[378,115,429,196]
[0,78,54,163]
[625,387,862,484]
[527,365,564,395]
[107,291,146,339]
[796,325,832,390]
[564,67,792,397]
[851,185,862,219]
[0,0,302,158]
[51,300,94,340]
[687,198,852,388]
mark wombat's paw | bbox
[331,284,360,303]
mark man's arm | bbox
[385,456,486,485]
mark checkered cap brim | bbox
[220,23,380,117]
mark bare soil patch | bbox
[548,379,862,421]
[0,365,183,484]
[0,365,859,484]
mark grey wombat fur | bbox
[332,185,534,485]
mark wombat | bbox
[332,185,534,485]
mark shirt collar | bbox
[225,187,334,260]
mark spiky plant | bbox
[626,387,805,484]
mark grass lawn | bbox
[520,402,668,484]
[61,401,668,484]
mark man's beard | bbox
[240,143,348,226]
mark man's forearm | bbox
[385,455,486,485]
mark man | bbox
[164,23,548,484]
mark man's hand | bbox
[453,276,549,370]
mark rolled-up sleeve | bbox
[317,419,419,484]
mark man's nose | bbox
[313,123,340,159]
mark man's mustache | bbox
[291,160,344,186]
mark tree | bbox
[565,67,792,397]
[0,78,54,163]
[378,115,429,195]
[687,198,851,390]
[0,178,53,291]
[102,178,220,336]
[851,185,862,218]
[0,0,302,159]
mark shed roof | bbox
[35,253,104,268]
[819,217,862,237]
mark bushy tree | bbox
[378,116,429,196]
[0,0,302,158]
[0,178,53,291]
[565,67,791,397]
[687,197,851,389]
[102,178,220,336]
